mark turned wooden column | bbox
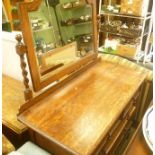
[15,34,33,101]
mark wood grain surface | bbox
[18,60,146,155]
[2,75,27,134]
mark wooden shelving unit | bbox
[98,0,153,64]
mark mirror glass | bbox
[28,0,94,77]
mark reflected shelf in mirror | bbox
[28,0,94,77]
[33,26,53,33]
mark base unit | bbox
[28,96,141,155]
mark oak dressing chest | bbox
[15,0,147,154]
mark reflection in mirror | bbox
[28,0,93,76]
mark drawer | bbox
[121,89,140,120]
[107,119,121,139]
[96,87,141,155]
[123,106,136,135]
[132,89,141,105]
[101,119,128,155]
[121,101,134,120]
[127,106,136,121]
[96,119,122,154]
[100,105,136,155]
[109,129,126,155]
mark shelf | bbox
[100,11,152,20]
[61,20,92,26]
[75,21,92,26]
[99,0,152,64]
[61,3,90,10]
[98,46,144,61]
[98,46,116,53]
[99,31,140,38]
[33,26,53,33]
[98,51,136,62]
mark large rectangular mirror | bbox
[18,0,98,91]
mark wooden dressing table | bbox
[18,59,147,155]
[14,0,149,154]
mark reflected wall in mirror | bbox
[28,0,94,76]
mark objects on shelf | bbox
[120,0,148,16]
[120,37,140,45]
[31,18,51,31]
[105,38,119,50]
[67,37,75,43]
[80,15,91,22]
[101,0,148,16]
[75,34,93,57]
[117,43,140,58]
[101,5,121,13]
[35,38,55,54]
[73,0,84,8]
[99,37,140,58]
[46,42,56,51]
[35,38,46,53]
[35,37,56,65]
[62,2,72,9]
[99,38,118,54]
[61,15,92,26]
[100,20,142,38]
[100,20,123,33]
[62,0,84,9]
[119,22,142,37]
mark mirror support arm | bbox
[15,34,33,101]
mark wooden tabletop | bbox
[2,75,27,134]
[18,60,146,155]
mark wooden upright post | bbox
[15,34,33,101]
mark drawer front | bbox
[101,106,136,155]
[121,88,140,120]
[97,86,141,155]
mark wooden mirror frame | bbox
[17,0,98,92]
